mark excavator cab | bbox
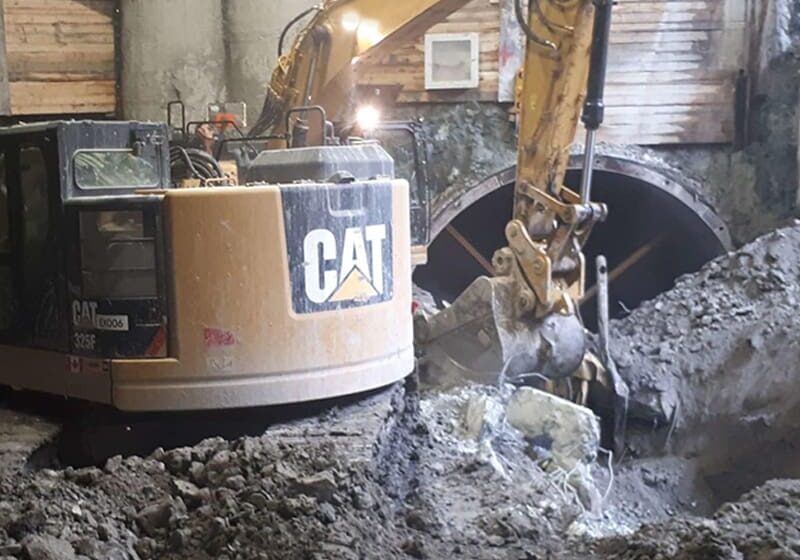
[0,121,170,359]
[364,120,432,256]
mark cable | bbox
[249,87,285,138]
[514,0,557,51]
[531,0,574,33]
[278,5,321,57]
[169,146,224,184]
[598,447,615,502]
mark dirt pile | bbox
[584,223,800,557]
[591,479,800,559]
[0,380,604,560]
[611,224,800,480]
[0,389,414,560]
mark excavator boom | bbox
[251,0,471,138]
[515,0,594,196]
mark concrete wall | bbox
[121,0,316,124]
[223,0,317,127]
[120,0,226,123]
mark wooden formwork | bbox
[0,0,116,116]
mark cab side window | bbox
[0,152,9,329]
[20,146,49,283]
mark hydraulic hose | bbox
[169,145,225,183]
[277,5,321,57]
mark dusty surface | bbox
[564,222,800,558]
[0,387,414,560]
[3,226,800,558]
[0,409,59,477]
[0,382,598,560]
[589,479,800,559]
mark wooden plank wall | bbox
[358,0,748,145]
[2,0,116,116]
[360,0,500,103]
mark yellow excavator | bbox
[245,0,628,445]
[0,0,627,443]
[0,0,470,411]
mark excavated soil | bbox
[0,380,595,560]
[588,479,800,559]
[610,223,800,506]
[2,225,800,559]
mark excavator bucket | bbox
[415,275,587,389]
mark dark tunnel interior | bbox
[413,169,727,331]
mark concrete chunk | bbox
[506,387,600,471]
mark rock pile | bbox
[2,225,800,559]
[610,225,800,467]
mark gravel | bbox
[2,225,800,559]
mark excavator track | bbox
[0,403,61,475]
[0,383,404,469]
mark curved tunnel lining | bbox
[415,156,731,328]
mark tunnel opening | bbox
[414,160,730,330]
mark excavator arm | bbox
[418,0,627,447]
[505,0,609,319]
[250,0,471,138]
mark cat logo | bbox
[303,225,387,305]
[282,181,394,314]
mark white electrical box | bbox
[424,33,480,90]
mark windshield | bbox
[74,150,160,189]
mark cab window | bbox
[0,152,9,329]
[20,146,49,282]
[74,150,159,189]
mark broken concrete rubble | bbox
[506,387,600,473]
[461,391,505,441]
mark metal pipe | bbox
[580,128,597,203]
[446,225,494,275]
[580,234,664,304]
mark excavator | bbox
[244,0,629,444]
[0,0,627,446]
[0,0,470,411]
